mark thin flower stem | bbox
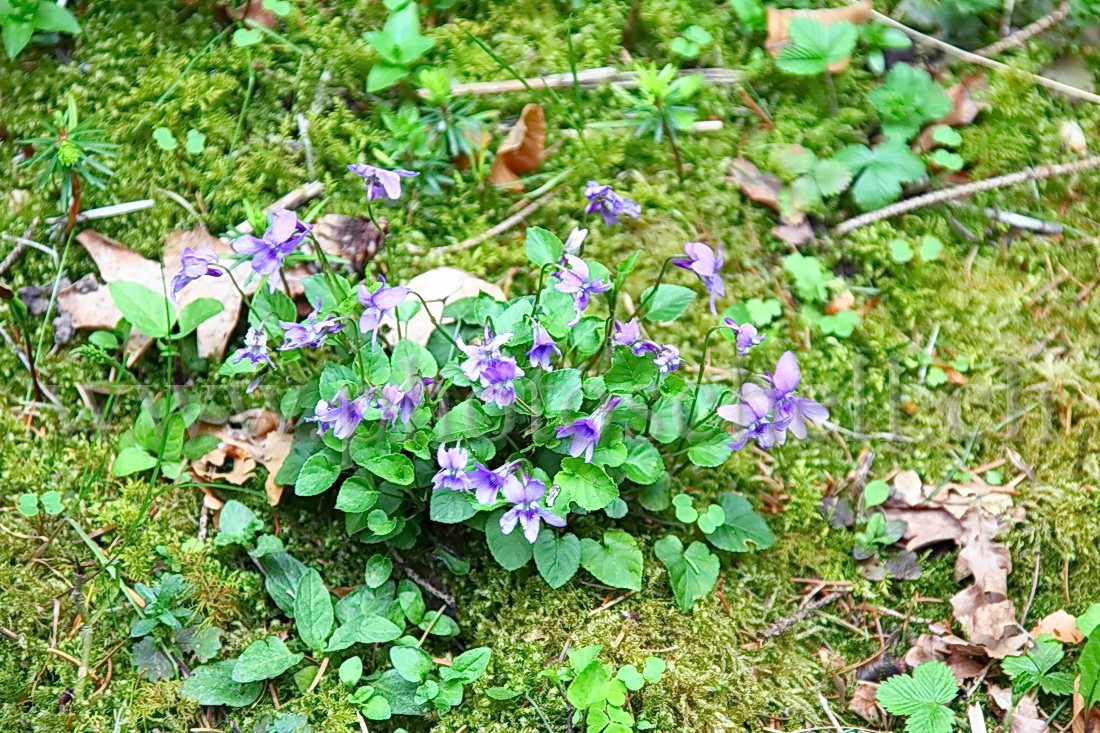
[411,293,461,350]
[685,326,724,426]
[635,256,677,316]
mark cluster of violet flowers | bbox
[178,170,830,548]
[431,446,564,543]
[717,351,829,450]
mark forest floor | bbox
[2,1,1100,732]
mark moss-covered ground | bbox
[2,0,1100,730]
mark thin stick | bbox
[835,155,1100,236]
[44,199,154,227]
[421,66,741,97]
[976,0,1070,57]
[409,190,557,256]
[863,8,1100,104]
[1020,547,1042,626]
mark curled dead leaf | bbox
[848,684,883,723]
[392,267,506,345]
[488,104,546,191]
[1031,609,1085,643]
[941,76,988,127]
[765,2,872,73]
[825,291,855,315]
[310,214,384,274]
[727,157,783,212]
[190,409,292,506]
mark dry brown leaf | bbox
[942,79,987,127]
[728,158,783,212]
[765,2,872,73]
[1011,695,1051,733]
[311,214,383,274]
[848,684,882,723]
[771,221,815,246]
[190,409,293,506]
[394,267,506,345]
[1032,610,1084,643]
[950,586,1027,658]
[954,506,1010,594]
[824,291,855,315]
[262,432,294,506]
[59,227,303,365]
[164,227,244,360]
[488,104,546,191]
[1071,676,1100,733]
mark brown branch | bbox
[863,8,1100,104]
[409,189,557,256]
[835,155,1100,236]
[976,1,1071,57]
[420,67,741,97]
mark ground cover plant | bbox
[2,0,1100,731]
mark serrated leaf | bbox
[837,142,926,211]
[232,637,304,683]
[294,569,334,652]
[877,662,958,733]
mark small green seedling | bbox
[363,0,434,92]
[0,0,81,59]
[670,25,712,59]
[776,18,857,112]
[876,661,958,733]
[17,490,63,517]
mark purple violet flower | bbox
[651,343,682,374]
[376,380,425,425]
[634,339,682,373]
[500,474,567,543]
[458,326,512,382]
[469,460,519,506]
[358,276,410,344]
[279,300,345,350]
[673,241,725,315]
[347,164,419,201]
[717,384,779,451]
[232,208,311,284]
[231,326,271,367]
[527,320,561,370]
[308,389,370,440]
[723,318,765,356]
[563,227,588,257]
[555,396,621,463]
[171,246,221,301]
[612,319,642,349]
[584,181,642,226]
[431,444,472,492]
[765,351,830,439]
[554,254,611,326]
[479,358,524,409]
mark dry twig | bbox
[835,155,1100,235]
[862,8,1100,104]
[410,190,557,256]
[976,0,1071,57]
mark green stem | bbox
[29,227,78,401]
[231,48,256,154]
[635,256,677,318]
